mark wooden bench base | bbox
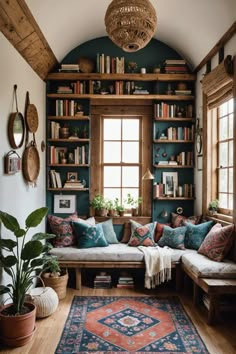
[59,260,180,290]
[181,263,236,324]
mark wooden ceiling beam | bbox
[0,0,58,80]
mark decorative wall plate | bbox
[26,104,39,133]
[22,142,40,183]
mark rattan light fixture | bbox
[104,0,157,52]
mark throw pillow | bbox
[171,213,202,228]
[72,220,109,248]
[120,222,131,243]
[158,225,186,250]
[154,222,171,242]
[184,221,214,250]
[98,219,119,244]
[128,220,156,247]
[75,216,95,226]
[198,223,235,262]
[47,213,78,247]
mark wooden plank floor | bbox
[1,285,236,354]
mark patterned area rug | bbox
[55,296,209,354]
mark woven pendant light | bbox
[104,0,157,52]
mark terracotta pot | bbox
[42,270,68,300]
[0,302,36,347]
[95,208,107,217]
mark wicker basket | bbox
[41,270,68,300]
[26,281,59,318]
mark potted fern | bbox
[0,207,55,347]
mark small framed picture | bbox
[162,172,178,196]
[67,172,78,181]
[54,195,76,213]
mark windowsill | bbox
[206,213,233,225]
[94,215,152,224]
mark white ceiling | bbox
[26,0,236,68]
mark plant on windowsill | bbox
[106,199,116,217]
[90,194,107,217]
[208,199,219,216]
[0,207,55,347]
[125,193,142,216]
[114,198,125,217]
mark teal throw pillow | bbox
[184,221,214,250]
[158,225,186,250]
[72,221,109,248]
[98,219,119,244]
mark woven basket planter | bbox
[41,270,68,300]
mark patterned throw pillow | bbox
[98,219,119,244]
[154,222,171,242]
[158,225,186,250]
[47,213,78,247]
[184,221,214,250]
[198,223,234,261]
[171,213,202,228]
[120,222,131,243]
[72,220,109,248]
[128,220,156,247]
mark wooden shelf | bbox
[48,164,89,167]
[47,188,89,191]
[153,139,194,143]
[48,116,90,120]
[154,197,195,200]
[46,72,196,81]
[47,138,89,142]
[153,164,193,168]
[154,117,194,122]
[47,93,194,101]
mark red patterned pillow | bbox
[171,213,202,228]
[154,223,171,242]
[198,223,234,261]
[128,220,156,247]
[48,213,78,247]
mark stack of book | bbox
[57,85,73,94]
[63,180,85,189]
[163,59,189,74]
[117,274,134,288]
[94,273,112,288]
[59,64,80,72]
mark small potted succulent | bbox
[208,199,219,215]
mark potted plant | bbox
[125,193,142,216]
[41,257,68,300]
[90,194,107,216]
[114,198,125,216]
[106,199,116,217]
[208,199,219,215]
[0,207,55,347]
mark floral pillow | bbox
[47,213,78,247]
[72,220,109,248]
[171,213,202,228]
[158,225,186,250]
[184,221,214,250]
[198,223,234,261]
[128,220,156,247]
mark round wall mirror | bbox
[8,112,25,149]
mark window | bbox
[90,103,153,217]
[217,99,233,211]
[102,117,141,206]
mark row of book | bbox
[57,81,88,94]
[156,151,193,166]
[153,183,195,198]
[96,53,125,74]
[49,145,89,165]
[56,100,85,117]
[163,59,189,74]
[154,103,194,118]
[166,126,194,141]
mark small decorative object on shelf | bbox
[127,61,138,72]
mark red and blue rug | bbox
[55,296,209,353]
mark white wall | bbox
[0,33,46,290]
[194,34,236,214]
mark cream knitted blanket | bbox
[138,246,173,289]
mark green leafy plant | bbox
[208,199,219,211]
[106,199,115,211]
[114,198,125,213]
[42,257,61,277]
[90,194,106,210]
[125,193,142,208]
[0,207,55,315]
